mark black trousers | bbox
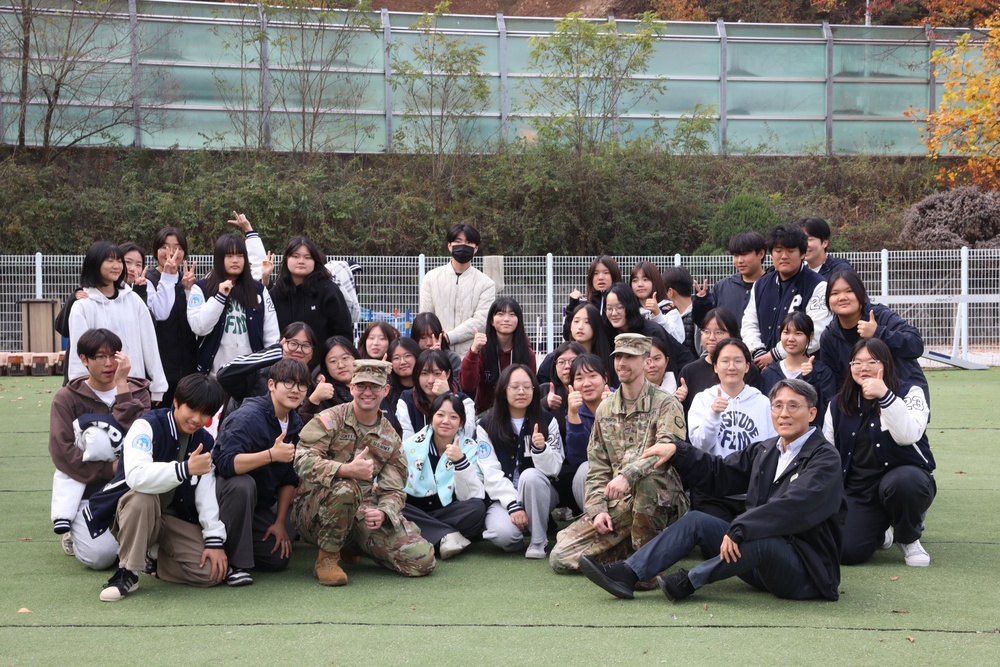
[402,498,487,546]
[842,465,936,565]
[217,474,292,571]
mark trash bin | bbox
[19,299,61,353]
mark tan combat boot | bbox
[313,550,348,586]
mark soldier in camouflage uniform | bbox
[293,359,435,585]
[550,334,688,574]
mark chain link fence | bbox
[3,250,999,366]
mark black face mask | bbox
[451,244,475,264]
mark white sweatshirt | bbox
[689,384,777,458]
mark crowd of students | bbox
[47,214,937,604]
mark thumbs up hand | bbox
[187,443,212,477]
[644,292,659,313]
[858,309,878,339]
[674,377,688,402]
[471,327,488,354]
[445,434,463,462]
[531,423,546,451]
[310,374,334,405]
[711,387,729,414]
[801,355,815,376]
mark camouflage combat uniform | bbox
[292,403,435,577]
[550,379,688,573]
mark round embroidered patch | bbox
[189,293,203,308]
[132,434,152,453]
[477,442,492,460]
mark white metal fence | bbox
[3,250,999,366]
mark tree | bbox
[520,12,668,156]
[910,15,1000,188]
[389,2,492,165]
[267,0,379,155]
[0,0,175,160]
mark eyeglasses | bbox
[702,329,728,339]
[507,384,533,394]
[279,380,309,392]
[353,383,381,394]
[849,360,883,369]
[89,354,115,363]
[606,305,625,315]
[771,402,807,414]
[284,340,313,354]
[555,358,576,368]
[390,353,415,363]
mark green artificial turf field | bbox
[1,370,998,666]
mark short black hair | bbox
[446,223,481,247]
[280,321,318,351]
[79,241,125,289]
[768,377,818,408]
[795,216,832,242]
[727,231,766,256]
[661,266,693,298]
[268,358,311,386]
[766,224,808,254]
[152,227,189,257]
[77,328,123,358]
[173,374,226,415]
[780,311,815,340]
[825,270,869,310]
[118,242,144,258]
[429,392,467,427]
[709,337,751,366]
[700,307,741,339]
[570,353,607,383]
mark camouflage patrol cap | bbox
[610,333,652,357]
[351,359,391,387]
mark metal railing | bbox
[0,0,987,155]
[4,249,999,366]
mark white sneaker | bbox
[898,539,930,567]
[525,542,547,559]
[61,533,75,557]
[439,532,471,560]
[881,527,894,550]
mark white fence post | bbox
[546,253,554,355]
[674,253,681,267]
[35,252,43,299]
[880,249,889,298]
[418,254,426,296]
[961,246,969,360]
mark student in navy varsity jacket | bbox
[212,358,306,585]
[795,217,855,279]
[91,375,228,602]
[823,339,935,568]
[692,231,767,330]
[742,224,831,370]
[820,270,929,404]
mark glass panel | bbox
[834,43,928,79]
[505,35,539,73]
[727,81,825,116]
[728,42,825,78]
[504,18,561,34]
[726,119,826,153]
[270,25,384,71]
[658,23,719,37]
[832,82,926,117]
[146,64,257,106]
[832,120,923,155]
[270,111,386,152]
[649,39,720,77]
[726,24,823,39]
[830,26,928,42]
[157,109,259,148]
[622,80,719,115]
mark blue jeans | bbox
[625,511,820,600]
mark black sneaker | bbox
[100,568,139,602]
[657,569,695,602]
[143,554,158,578]
[226,566,254,587]
[578,556,638,599]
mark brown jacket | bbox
[48,377,151,491]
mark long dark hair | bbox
[409,312,452,351]
[204,234,259,312]
[413,348,456,415]
[484,297,532,386]
[568,303,612,362]
[586,255,622,303]
[79,241,125,289]
[320,335,359,387]
[605,282,645,334]
[702,307,741,340]
[629,261,668,305]
[429,393,468,430]
[548,341,586,396]
[837,338,900,417]
[826,269,869,318]
[387,337,421,407]
[270,236,331,300]
[358,321,400,360]
[481,364,543,458]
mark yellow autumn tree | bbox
[913,16,1000,188]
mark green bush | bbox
[707,193,780,250]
